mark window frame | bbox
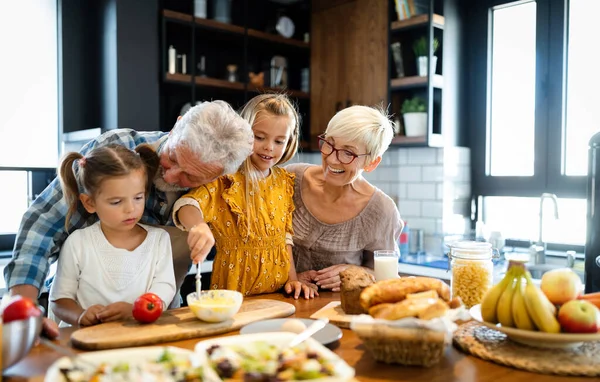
[469,0,586,200]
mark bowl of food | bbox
[3,314,44,370]
[194,332,355,381]
[186,290,243,323]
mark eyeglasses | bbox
[317,135,370,164]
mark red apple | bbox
[540,268,582,305]
[558,300,600,333]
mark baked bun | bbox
[340,266,375,314]
[368,298,449,321]
[359,277,450,311]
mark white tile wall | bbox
[287,146,472,256]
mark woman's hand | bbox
[314,264,351,292]
[96,302,133,323]
[78,304,105,327]
[297,270,319,291]
[284,280,318,300]
[187,222,215,264]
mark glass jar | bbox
[448,241,496,308]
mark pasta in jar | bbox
[449,241,495,308]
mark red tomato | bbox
[2,296,42,323]
[132,293,163,323]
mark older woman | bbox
[286,105,403,292]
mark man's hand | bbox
[284,280,318,300]
[96,302,133,323]
[187,223,215,264]
[314,264,351,292]
[78,304,105,327]
[10,284,60,338]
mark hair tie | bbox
[79,157,87,167]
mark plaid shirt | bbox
[4,129,184,291]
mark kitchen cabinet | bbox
[309,0,388,150]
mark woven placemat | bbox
[453,321,600,377]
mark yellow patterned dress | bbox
[178,167,295,296]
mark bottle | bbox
[168,46,176,74]
[399,221,409,259]
[448,241,494,308]
[194,0,207,18]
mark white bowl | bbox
[3,315,43,370]
[186,290,243,323]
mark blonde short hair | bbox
[324,105,395,164]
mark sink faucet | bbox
[531,193,559,264]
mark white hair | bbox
[169,100,254,175]
[325,105,395,163]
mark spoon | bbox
[287,318,329,348]
[195,262,202,298]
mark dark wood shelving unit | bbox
[391,13,445,31]
[247,85,309,99]
[391,74,443,90]
[160,0,312,143]
[195,76,245,90]
[247,29,309,48]
[165,72,193,83]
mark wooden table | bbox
[3,292,591,382]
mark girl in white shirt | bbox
[49,144,176,327]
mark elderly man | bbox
[5,100,254,336]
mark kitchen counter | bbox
[3,292,593,382]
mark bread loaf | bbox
[368,298,449,320]
[359,276,450,311]
[340,266,375,314]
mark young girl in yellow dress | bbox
[172,94,315,299]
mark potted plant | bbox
[413,37,439,77]
[401,97,427,137]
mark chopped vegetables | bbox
[205,341,345,381]
[58,348,203,382]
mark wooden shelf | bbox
[163,9,193,23]
[247,29,309,48]
[165,72,193,83]
[390,74,443,90]
[391,14,445,31]
[195,76,245,90]
[194,17,245,35]
[248,85,309,99]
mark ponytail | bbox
[58,152,84,230]
[135,144,160,193]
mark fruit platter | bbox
[470,261,600,349]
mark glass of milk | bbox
[374,250,400,281]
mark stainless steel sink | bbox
[527,263,564,279]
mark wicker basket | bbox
[352,323,449,367]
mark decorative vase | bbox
[403,112,427,137]
[416,56,437,77]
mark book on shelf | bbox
[394,0,417,20]
[390,42,405,78]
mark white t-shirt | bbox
[49,222,176,326]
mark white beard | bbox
[153,167,188,192]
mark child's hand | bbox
[285,280,318,300]
[187,222,215,264]
[96,302,133,322]
[78,304,105,327]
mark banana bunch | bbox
[480,262,561,333]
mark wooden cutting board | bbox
[71,299,295,350]
[310,301,358,329]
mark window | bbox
[469,0,593,247]
[0,1,58,250]
[564,0,600,176]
